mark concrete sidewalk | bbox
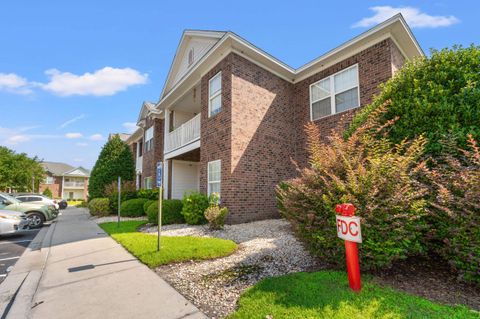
[5,207,205,319]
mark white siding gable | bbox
[171,37,218,88]
[67,169,86,176]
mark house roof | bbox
[108,133,131,142]
[157,14,423,109]
[41,161,90,177]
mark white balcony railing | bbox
[136,156,143,173]
[166,113,201,153]
[64,181,84,188]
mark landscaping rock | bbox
[142,219,320,318]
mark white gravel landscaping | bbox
[141,219,320,319]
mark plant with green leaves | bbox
[181,192,209,225]
[88,198,110,217]
[89,136,135,199]
[0,146,45,192]
[204,193,228,230]
[347,45,480,156]
[120,198,149,217]
[146,199,184,225]
[42,187,53,198]
[104,180,137,213]
[278,103,428,270]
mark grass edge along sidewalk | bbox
[99,221,237,268]
[228,270,478,319]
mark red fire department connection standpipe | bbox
[335,204,362,292]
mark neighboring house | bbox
[120,14,423,223]
[39,161,90,200]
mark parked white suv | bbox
[15,194,60,211]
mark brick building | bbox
[122,14,423,223]
[39,161,90,200]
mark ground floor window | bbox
[144,176,153,190]
[207,160,221,197]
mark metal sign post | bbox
[117,176,121,228]
[156,162,163,251]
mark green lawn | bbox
[99,221,237,268]
[228,271,478,319]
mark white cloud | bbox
[89,134,104,141]
[0,126,59,145]
[40,67,148,96]
[353,6,460,28]
[6,135,31,144]
[122,122,138,134]
[59,114,86,129]
[76,142,89,147]
[65,132,83,139]
[0,73,32,94]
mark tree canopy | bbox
[0,146,45,192]
[89,136,135,199]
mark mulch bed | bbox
[371,254,480,311]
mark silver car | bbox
[0,210,30,235]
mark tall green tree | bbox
[89,136,135,199]
[0,146,45,192]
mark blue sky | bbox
[0,1,477,168]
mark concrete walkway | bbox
[9,207,205,319]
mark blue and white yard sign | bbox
[156,162,163,188]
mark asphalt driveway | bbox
[0,229,40,284]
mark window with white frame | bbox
[144,127,154,152]
[144,176,153,190]
[44,176,54,184]
[207,160,221,196]
[310,64,359,121]
[208,72,222,117]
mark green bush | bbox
[146,199,185,225]
[278,108,428,271]
[105,180,137,214]
[137,188,159,200]
[143,200,156,213]
[181,192,209,225]
[88,198,111,217]
[89,135,135,199]
[42,187,53,198]
[347,45,480,156]
[120,198,148,217]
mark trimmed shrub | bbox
[137,188,159,200]
[146,199,184,225]
[143,200,156,213]
[423,135,480,284]
[347,45,480,156]
[42,187,52,198]
[88,198,110,217]
[181,192,209,225]
[278,104,428,270]
[105,180,137,214]
[120,198,148,217]
[89,135,135,199]
[204,206,228,230]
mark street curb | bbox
[0,222,56,319]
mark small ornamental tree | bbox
[89,136,135,199]
[347,45,480,156]
[42,187,53,198]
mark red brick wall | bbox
[293,38,396,168]
[39,174,61,198]
[228,53,296,223]
[199,54,233,203]
[391,40,406,75]
[142,117,164,186]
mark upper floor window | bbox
[44,176,54,184]
[145,127,154,152]
[309,64,359,121]
[188,48,194,66]
[208,72,222,117]
[144,176,153,190]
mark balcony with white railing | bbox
[136,156,143,173]
[165,113,201,153]
[64,181,85,188]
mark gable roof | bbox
[137,101,163,126]
[157,14,423,109]
[41,161,90,177]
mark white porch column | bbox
[163,160,169,200]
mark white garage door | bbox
[171,160,200,199]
